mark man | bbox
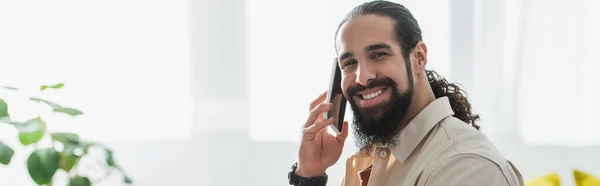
[287,1,524,186]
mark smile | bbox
[361,88,385,100]
[355,87,391,108]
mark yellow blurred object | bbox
[574,169,600,186]
[525,173,561,186]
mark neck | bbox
[398,80,436,130]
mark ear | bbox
[412,41,428,76]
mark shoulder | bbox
[418,117,522,186]
[434,116,507,164]
[421,154,511,186]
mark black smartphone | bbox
[323,58,347,134]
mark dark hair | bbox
[427,70,480,130]
[335,0,480,130]
[334,0,422,58]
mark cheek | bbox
[381,62,409,86]
[341,74,355,96]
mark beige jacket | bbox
[342,97,524,186]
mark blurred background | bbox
[1,0,599,185]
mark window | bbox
[516,0,600,145]
[0,0,193,142]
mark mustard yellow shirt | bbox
[342,97,524,186]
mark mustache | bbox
[347,77,396,97]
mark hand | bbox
[296,91,349,177]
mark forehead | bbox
[336,14,398,54]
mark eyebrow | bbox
[365,43,392,52]
[338,43,392,63]
[339,52,354,64]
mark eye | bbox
[372,52,387,59]
[342,59,357,69]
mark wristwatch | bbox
[288,162,328,186]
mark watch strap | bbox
[288,162,328,186]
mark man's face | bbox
[336,14,415,149]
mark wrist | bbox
[289,162,328,186]
[295,165,326,178]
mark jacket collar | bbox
[389,96,454,163]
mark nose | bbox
[355,62,376,86]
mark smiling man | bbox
[288,1,524,186]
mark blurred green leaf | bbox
[27,148,60,185]
[0,141,15,165]
[16,117,47,145]
[1,86,19,90]
[29,98,83,116]
[53,133,81,172]
[40,83,64,91]
[69,176,91,186]
[59,152,79,172]
[106,149,115,167]
[0,99,9,122]
[19,131,45,146]
[53,107,83,116]
[124,175,133,184]
[30,97,62,108]
[78,142,97,155]
[1,120,21,125]
[51,132,80,145]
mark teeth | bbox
[362,89,383,100]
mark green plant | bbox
[0,83,132,186]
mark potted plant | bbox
[0,83,132,186]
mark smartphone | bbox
[324,58,347,134]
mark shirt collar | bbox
[389,96,455,163]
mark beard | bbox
[346,62,414,156]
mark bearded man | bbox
[287,1,524,186]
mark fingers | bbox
[304,103,332,128]
[310,91,328,111]
[336,121,349,144]
[302,91,334,141]
[304,117,335,136]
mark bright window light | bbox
[0,0,193,142]
[517,0,600,146]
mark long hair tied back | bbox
[427,70,481,130]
